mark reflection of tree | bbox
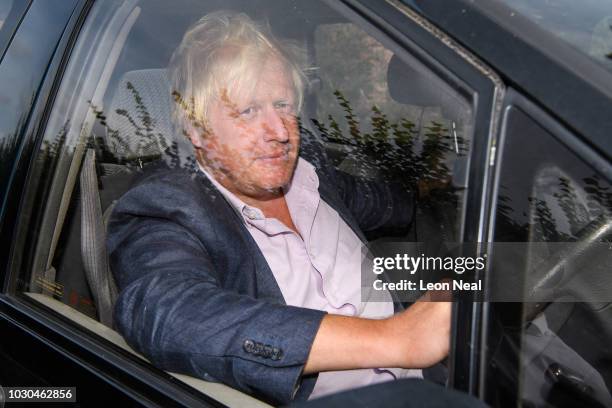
[529,196,567,242]
[495,189,529,241]
[311,89,464,199]
[499,174,611,243]
[0,116,29,187]
[37,121,69,195]
[40,81,611,249]
[584,175,612,216]
[555,177,588,237]
[89,82,196,171]
[77,82,468,205]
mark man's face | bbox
[193,57,300,201]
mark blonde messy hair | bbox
[168,10,307,135]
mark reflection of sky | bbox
[500,0,612,70]
[0,0,13,31]
[0,2,70,132]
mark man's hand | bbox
[382,301,451,368]
[303,299,451,374]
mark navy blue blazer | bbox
[107,148,413,404]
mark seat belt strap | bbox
[79,149,117,327]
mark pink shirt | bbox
[201,159,420,398]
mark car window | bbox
[485,103,612,407]
[0,0,27,60]
[498,0,612,71]
[0,0,76,226]
[312,22,473,245]
[13,0,475,404]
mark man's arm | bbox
[304,300,451,374]
[110,214,449,403]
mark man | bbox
[107,11,450,404]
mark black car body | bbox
[1,0,610,406]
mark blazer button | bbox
[271,347,283,361]
[243,339,256,353]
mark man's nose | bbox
[261,107,290,142]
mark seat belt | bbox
[79,149,118,327]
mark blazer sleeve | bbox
[107,180,325,405]
[331,167,415,235]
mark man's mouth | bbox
[257,151,289,162]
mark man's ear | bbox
[184,124,207,149]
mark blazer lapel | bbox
[196,173,287,305]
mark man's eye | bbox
[240,107,255,117]
[275,102,293,113]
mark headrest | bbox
[387,54,442,107]
[105,68,195,168]
[387,54,469,122]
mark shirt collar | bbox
[198,163,264,221]
[198,158,320,222]
[287,157,319,193]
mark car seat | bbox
[79,68,190,327]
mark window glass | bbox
[312,22,473,244]
[488,106,612,407]
[499,0,612,71]
[0,0,75,222]
[15,0,475,403]
[0,0,14,32]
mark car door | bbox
[2,0,505,406]
[483,90,612,408]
